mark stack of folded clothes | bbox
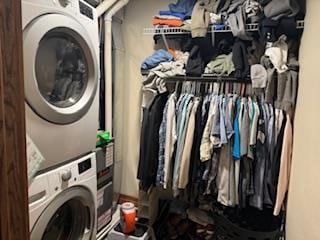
[152,13,183,27]
[153,0,196,27]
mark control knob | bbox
[59,0,72,7]
[61,169,72,182]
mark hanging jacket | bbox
[137,92,169,190]
[264,112,286,208]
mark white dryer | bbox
[29,152,97,240]
[22,0,100,171]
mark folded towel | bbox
[152,18,183,27]
[154,15,181,20]
[159,10,186,20]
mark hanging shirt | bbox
[247,97,255,159]
[249,100,260,147]
[249,102,268,210]
[200,95,217,161]
[268,104,275,149]
[227,95,237,206]
[205,150,220,196]
[178,98,200,189]
[274,114,293,216]
[188,98,204,202]
[137,92,169,190]
[274,109,284,143]
[268,113,287,207]
[210,95,221,147]
[240,98,250,157]
[233,98,241,205]
[264,106,285,207]
[219,96,228,146]
[172,95,194,194]
[156,100,170,186]
[225,95,235,140]
[163,93,177,189]
[233,99,241,160]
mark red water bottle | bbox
[120,202,136,234]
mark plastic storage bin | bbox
[213,212,282,240]
[107,223,155,240]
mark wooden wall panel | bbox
[0,1,29,240]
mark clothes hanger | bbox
[191,81,195,95]
[245,84,252,97]
[225,82,229,95]
[174,80,181,97]
[240,83,246,97]
[197,82,201,96]
[206,82,210,93]
[188,81,192,94]
[219,81,225,95]
[181,81,185,94]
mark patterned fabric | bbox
[200,95,217,161]
[163,93,177,189]
[156,100,169,186]
[172,94,194,194]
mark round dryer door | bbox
[23,14,98,124]
[31,187,95,240]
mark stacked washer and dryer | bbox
[23,0,100,239]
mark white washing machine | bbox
[29,152,97,239]
[22,0,100,172]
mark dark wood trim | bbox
[0,1,29,240]
[118,194,139,206]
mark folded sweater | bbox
[152,18,183,27]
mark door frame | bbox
[0,1,29,240]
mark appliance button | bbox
[59,0,71,7]
[61,170,72,182]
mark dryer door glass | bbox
[42,198,90,240]
[30,187,95,240]
[23,14,98,124]
[35,34,88,108]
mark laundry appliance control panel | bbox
[79,1,94,19]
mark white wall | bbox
[286,1,320,239]
[114,0,172,198]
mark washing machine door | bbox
[31,186,95,240]
[23,13,98,124]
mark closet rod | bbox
[163,75,251,84]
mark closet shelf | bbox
[143,20,305,35]
[141,71,251,83]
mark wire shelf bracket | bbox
[143,20,304,35]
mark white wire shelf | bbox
[143,20,304,35]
